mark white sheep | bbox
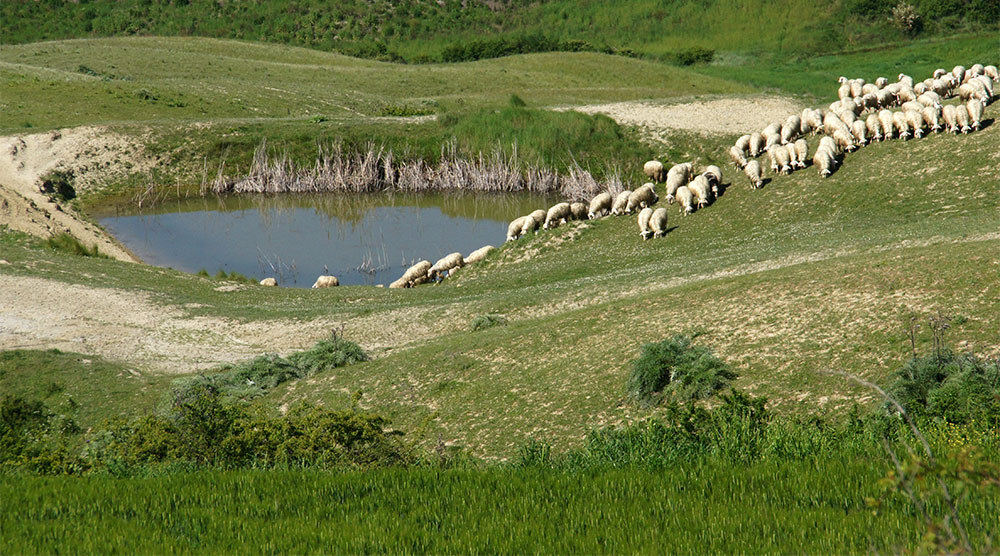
[611,191,631,215]
[650,207,668,238]
[665,173,686,204]
[763,122,781,137]
[922,105,942,133]
[913,82,928,96]
[862,83,878,96]
[643,160,667,182]
[901,101,925,114]
[953,65,966,83]
[729,145,748,169]
[702,165,723,192]
[814,149,836,178]
[802,109,823,134]
[850,78,866,98]
[968,63,984,78]
[674,185,695,214]
[768,145,792,174]
[985,65,999,82]
[429,253,464,280]
[260,277,277,287]
[942,104,959,133]
[905,110,925,138]
[851,119,869,145]
[878,110,896,139]
[781,115,801,144]
[875,89,894,108]
[689,175,713,208]
[954,104,971,134]
[520,213,541,237]
[570,202,588,221]
[588,192,613,219]
[793,139,809,168]
[735,134,751,154]
[507,216,528,242]
[395,260,431,288]
[749,133,765,157]
[668,162,693,182]
[875,76,888,88]
[833,128,856,152]
[967,99,983,131]
[389,278,408,289]
[933,68,947,79]
[818,136,839,156]
[898,73,914,87]
[312,275,339,288]
[897,86,917,103]
[465,245,495,265]
[866,113,883,141]
[626,183,658,213]
[743,160,763,188]
[823,112,850,136]
[785,143,799,169]
[838,77,852,101]
[763,131,781,151]
[917,92,942,108]
[637,207,654,240]
[543,202,572,229]
[892,111,911,140]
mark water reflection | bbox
[96,192,553,287]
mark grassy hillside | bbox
[3,0,998,64]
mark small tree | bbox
[891,2,922,35]
[626,334,737,407]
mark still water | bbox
[96,193,552,287]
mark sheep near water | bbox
[588,192,613,219]
[312,275,339,288]
[543,202,572,229]
[429,253,464,280]
[259,278,277,287]
[465,245,495,265]
[637,207,654,240]
[649,208,668,238]
[643,160,667,182]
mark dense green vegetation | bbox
[3,0,997,64]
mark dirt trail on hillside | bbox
[560,96,805,138]
[0,128,151,262]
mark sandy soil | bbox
[559,96,805,139]
[0,127,154,262]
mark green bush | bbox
[470,314,508,331]
[45,233,105,258]
[667,47,715,66]
[625,334,737,407]
[889,350,1000,424]
[39,169,76,201]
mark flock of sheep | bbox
[732,63,996,186]
[260,61,996,289]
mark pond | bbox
[95,193,553,287]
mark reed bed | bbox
[211,140,618,202]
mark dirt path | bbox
[558,96,805,138]
[0,127,152,262]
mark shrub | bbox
[45,233,104,258]
[625,334,736,407]
[287,337,370,374]
[889,350,1000,424]
[39,169,76,201]
[891,1,922,35]
[470,314,508,331]
[665,47,715,66]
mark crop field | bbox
[2,17,999,554]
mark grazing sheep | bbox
[528,209,546,225]
[688,175,712,208]
[839,110,858,126]
[735,134,751,154]
[763,122,781,137]
[785,143,800,169]
[913,82,928,96]
[396,260,432,287]
[794,139,809,168]
[768,145,792,174]
[429,252,464,280]
[969,63,984,78]
[749,133,765,157]
[389,278,408,289]
[970,75,994,102]
[985,65,999,82]
[260,277,277,287]
[922,105,942,133]
[802,109,823,133]
[668,162,693,182]
[933,68,947,78]
[520,213,541,236]
[917,92,942,108]
[892,111,912,139]
[781,115,801,144]
[819,136,839,156]
[650,207,668,238]
[954,104,971,134]
[507,216,528,241]
[905,110,925,138]
[763,131,781,151]
[703,165,723,191]
[898,73,914,87]
[866,113,883,141]
[729,145,748,169]
[967,99,983,131]
[862,83,878,96]
[878,110,896,139]
[850,78,866,98]
[931,78,952,97]
[743,160,763,188]
[875,76,888,88]
[824,112,850,136]
[665,172,687,203]
[814,149,836,177]
[570,202,588,221]
[588,192,613,219]
[838,77,852,101]
[637,207,654,240]
[626,183,659,213]
[901,101,925,114]
[312,275,339,288]
[875,89,895,108]
[674,185,695,214]
[942,104,959,133]
[851,119,869,145]
[833,128,857,152]
[897,87,917,103]
[465,245,495,265]
[612,190,631,215]
[643,160,667,182]
[952,65,966,83]
[543,202,572,229]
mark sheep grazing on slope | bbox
[520,213,541,237]
[819,136,839,157]
[688,175,712,208]
[802,109,823,134]
[650,208,669,238]
[942,104,959,133]
[702,165,723,193]
[611,190,631,215]
[953,65,966,83]
[749,133,765,157]
[643,160,667,182]
[260,277,277,287]
[875,76,888,88]
[833,128,856,152]
[743,160,763,189]
[768,145,791,174]
[898,73,914,88]
[878,110,896,139]
[391,260,432,288]
[851,119,869,146]
[465,245,495,265]
[794,139,809,168]
[763,122,781,137]
[626,183,659,213]
[674,185,695,214]
[968,63,984,78]
[312,275,339,288]
[838,77,852,101]
[922,106,942,133]
[637,207,654,240]
[781,115,801,144]
[967,99,983,131]
[917,92,942,108]
[588,192,613,219]
[735,134,751,154]
[763,131,781,150]
[866,113,883,141]
[814,149,836,178]
[985,65,999,82]
[784,143,800,170]
[570,202,588,221]
[668,162,693,182]
[543,202,572,229]
[901,101,925,114]
[892,111,912,140]
[729,145,748,169]
[954,104,971,134]
[429,253,463,280]
[905,110,925,138]
[507,216,528,242]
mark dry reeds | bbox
[212,140,618,200]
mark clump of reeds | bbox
[212,140,619,200]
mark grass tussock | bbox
[44,233,106,258]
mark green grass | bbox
[0,349,169,431]
[3,459,998,554]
